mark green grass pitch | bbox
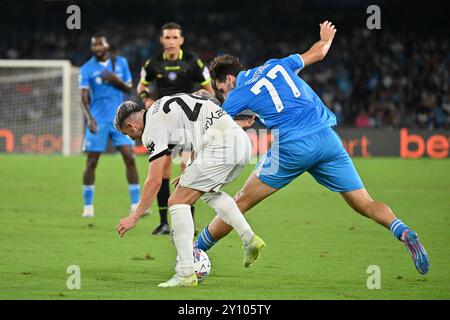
[0,155,449,299]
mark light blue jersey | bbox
[222,54,363,192]
[79,56,132,123]
[79,55,133,152]
[222,54,336,140]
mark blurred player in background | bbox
[137,22,214,235]
[79,33,140,218]
[196,21,430,275]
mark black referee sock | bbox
[157,178,170,225]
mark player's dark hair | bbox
[209,54,245,85]
[91,32,115,70]
[92,32,108,40]
[114,101,145,131]
[160,22,183,36]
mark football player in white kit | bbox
[114,93,265,287]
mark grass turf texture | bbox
[0,155,449,300]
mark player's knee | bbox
[163,169,171,179]
[168,192,182,207]
[201,193,215,205]
[168,195,190,207]
[123,154,136,168]
[235,191,250,213]
[351,198,374,216]
[86,157,99,171]
[343,189,373,215]
[163,161,172,178]
[167,197,176,207]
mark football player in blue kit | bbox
[195,21,429,275]
[79,33,141,218]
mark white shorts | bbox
[179,127,252,192]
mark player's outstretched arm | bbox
[300,20,337,67]
[116,156,165,237]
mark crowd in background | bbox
[1,0,449,129]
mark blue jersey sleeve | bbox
[79,65,90,89]
[221,89,247,118]
[280,54,305,74]
[121,57,132,85]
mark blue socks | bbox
[389,218,409,240]
[196,219,409,250]
[84,184,140,207]
[128,184,140,205]
[195,226,217,252]
[83,185,95,205]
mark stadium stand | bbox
[1,0,448,129]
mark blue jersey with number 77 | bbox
[222,54,336,139]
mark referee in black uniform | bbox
[137,22,214,235]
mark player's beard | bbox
[94,50,108,61]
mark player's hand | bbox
[171,176,181,188]
[235,116,256,128]
[193,89,209,96]
[116,215,138,238]
[144,98,154,109]
[100,71,119,83]
[87,118,98,134]
[319,20,337,42]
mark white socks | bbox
[202,192,254,246]
[169,192,254,277]
[82,205,94,218]
[169,204,195,277]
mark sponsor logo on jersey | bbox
[151,99,162,114]
[146,141,156,155]
[244,64,271,85]
[204,109,226,131]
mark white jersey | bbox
[141,93,240,162]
